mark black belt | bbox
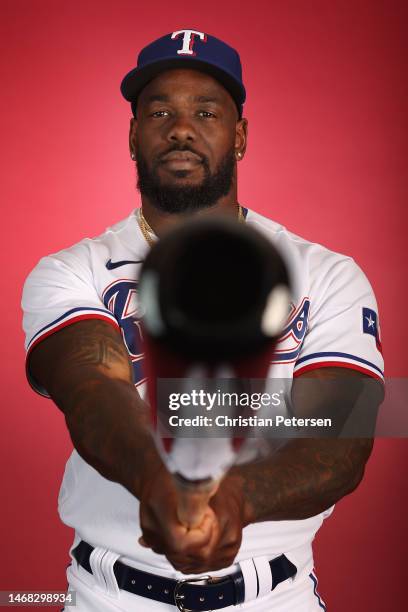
[72,540,297,611]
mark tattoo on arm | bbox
[28,319,161,498]
[30,319,134,395]
[234,368,380,524]
[63,321,134,383]
[68,330,128,369]
[236,437,373,523]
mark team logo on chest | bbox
[272,297,310,363]
[102,280,310,378]
[102,279,145,385]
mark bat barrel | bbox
[139,216,290,362]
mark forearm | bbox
[231,438,373,523]
[53,374,163,499]
[28,320,164,499]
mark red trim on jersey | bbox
[26,313,120,357]
[294,360,384,382]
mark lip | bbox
[160,150,203,164]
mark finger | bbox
[177,492,212,528]
[176,480,219,528]
[169,512,216,553]
[170,530,219,571]
[218,527,242,549]
[139,535,166,556]
[175,521,215,551]
[139,527,164,550]
[141,527,211,558]
[169,557,211,574]
[187,551,239,574]
[141,511,217,559]
[138,536,149,548]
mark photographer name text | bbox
[168,415,332,428]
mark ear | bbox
[129,117,138,160]
[235,118,248,161]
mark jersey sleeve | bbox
[22,243,119,396]
[293,256,384,381]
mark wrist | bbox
[134,447,166,501]
[223,469,256,527]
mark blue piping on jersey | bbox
[309,572,326,611]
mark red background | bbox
[1,0,407,609]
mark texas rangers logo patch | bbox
[102,279,145,385]
[271,297,310,363]
[362,307,382,353]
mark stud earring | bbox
[131,152,135,160]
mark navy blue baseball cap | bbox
[120,29,246,118]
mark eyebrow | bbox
[194,95,220,104]
[145,94,170,103]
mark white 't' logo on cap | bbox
[171,29,207,56]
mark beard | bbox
[135,146,235,214]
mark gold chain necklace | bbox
[237,204,245,222]
[138,205,245,247]
[138,209,156,246]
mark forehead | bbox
[138,68,235,108]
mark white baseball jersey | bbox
[22,208,384,582]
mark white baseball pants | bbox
[64,557,326,611]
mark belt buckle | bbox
[174,575,212,612]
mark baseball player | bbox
[22,30,384,611]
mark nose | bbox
[166,113,196,145]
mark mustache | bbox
[156,145,208,166]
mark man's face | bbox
[129,69,246,213]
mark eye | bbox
[151,110,170,118]
[198,110,216,118]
